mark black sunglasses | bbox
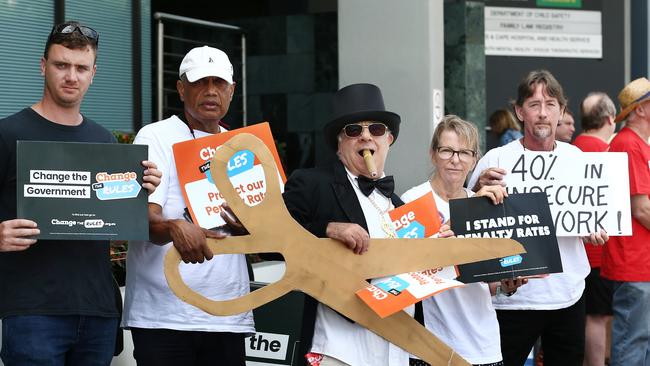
[50,24,99,44]
[342,123,389,138]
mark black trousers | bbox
[130,327,246,366]
[496,294,585,366]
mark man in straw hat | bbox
[601,77,650,366]
[283,83,414,366]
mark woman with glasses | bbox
[401,115,524,366]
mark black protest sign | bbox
[17,141,148,240]
[450,192,562,283]
[501,151,631,236]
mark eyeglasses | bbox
[342,123,389,138]
[435,147,476,161]
[50,24,99,44]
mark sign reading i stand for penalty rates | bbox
[172,122,286,230]
[499,151,631,236]
[16,141,148,240]
[450,192,561,283]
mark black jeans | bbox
[496,294,585,366]
[130,328,246,366]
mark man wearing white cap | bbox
[601,77,650,366]
[122,46,254,366]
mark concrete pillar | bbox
[444,1,486,151]
[338,0,444,193]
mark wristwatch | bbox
[495,285,517,297]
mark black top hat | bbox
[324,83,401,150]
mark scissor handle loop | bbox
[209,133,291,233]
[164,239,294,316]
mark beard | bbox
[532,125,552,139]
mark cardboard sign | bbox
[387,192,441,238]
[173,122,286,229]
[451,192,562,283]
[16,141,148,240]
[499,151,631,236]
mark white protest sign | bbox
[500,151,631,236]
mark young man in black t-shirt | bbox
[0,21,160,366]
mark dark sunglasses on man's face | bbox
[51,24,99,44]
[342,123,389,138]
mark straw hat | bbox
[615,77,650,122]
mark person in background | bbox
[0,21,160,366]
[488,109,522,147]
[401,115,524,366]
[601,77,650,366]
[573,92,617,366]
[555,108,576,143]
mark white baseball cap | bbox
[178,46,234,84]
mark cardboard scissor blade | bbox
[348,237,525,278]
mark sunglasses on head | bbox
[342,123,389,138]
[50,24,99,44]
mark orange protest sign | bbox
[172,122,286,229]
[388,192,441,238]
[358,195,459,318]
[356,268,464,318]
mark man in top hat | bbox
[121,46,254,366]
[601,77,650,366]
[283,83,411,366]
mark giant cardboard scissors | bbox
[165,133,525,366]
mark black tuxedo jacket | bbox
[283,160,404,237]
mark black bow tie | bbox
[357,175,395,198]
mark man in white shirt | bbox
[469,70,607,366]
[122,46,254,366]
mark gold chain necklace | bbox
[367,194,397,238]
[349,172,397,238]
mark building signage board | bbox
[485,6,602,58]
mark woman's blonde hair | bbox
[430,114,481,159]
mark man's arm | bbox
[470,168,508,191]
[0,219,40,252]
[148,203,224,263]
[631,194,650,229]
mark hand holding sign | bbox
[0,219,40,252]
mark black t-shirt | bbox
[0,108,119,318]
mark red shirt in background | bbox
[601,127,650,281]
[572,134,609,268]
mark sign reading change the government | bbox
[500,151,631,236]
[17,141,148,241]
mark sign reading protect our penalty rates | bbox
[17,141,149,240]
[500,151,632,236]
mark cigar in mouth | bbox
[362,149,378,178]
